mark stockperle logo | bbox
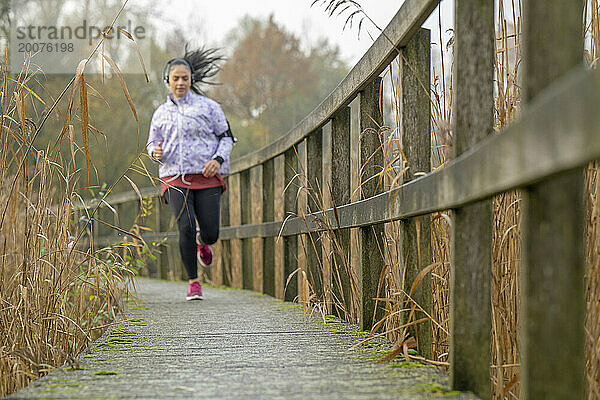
[9,1,151,75]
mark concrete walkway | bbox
[7,279,477,399]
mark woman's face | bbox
[168,64,191,98]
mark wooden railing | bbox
[83,1,597,398]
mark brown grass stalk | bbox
[0,59,142,395]
[0,0,164,394]
[305,1,600,399]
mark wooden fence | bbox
[83,1,597,398]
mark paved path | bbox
[7,279,478,399]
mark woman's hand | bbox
[202,159,221,177]
[152,142,163,161]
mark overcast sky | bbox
[154,0,454,66]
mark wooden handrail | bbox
[81,0,441,210]
[90,65,598,236]
[229,0,439,174]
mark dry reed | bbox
[305,1,600,399]
[0,66,134,396]
[0,1,155,395]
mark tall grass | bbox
[0,1,154,395]
[0,66,129,396]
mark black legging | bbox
[165,186,221,280]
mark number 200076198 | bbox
[18,42,74,53]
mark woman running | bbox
[146,47,235,300]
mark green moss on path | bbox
[94,371,119,376]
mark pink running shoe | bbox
[186,282,203,301]
[197,244,213,267]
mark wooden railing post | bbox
[229,173,243,288]
[240,169,253,289]
[331,107,352,319]
[251,165,264,292]
[112,203,120,241]
[306,129,323,300]
[284,147,298,301]
[73,206,80,240]
[358,77,385,331]
[179,224,187,281]
[220,177,231,287]
[450,3,494,397]
[262,158,276,297]
[155,198,168,280]
[92,214,99,246]
[350,99,360,322]
[401,27,432,357]
[321,123,332,313]
[274,155,285,299]
[521,2,585,399]
[297,139,308,304]
[96,206,105,241]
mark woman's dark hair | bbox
[163,45,224,95]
